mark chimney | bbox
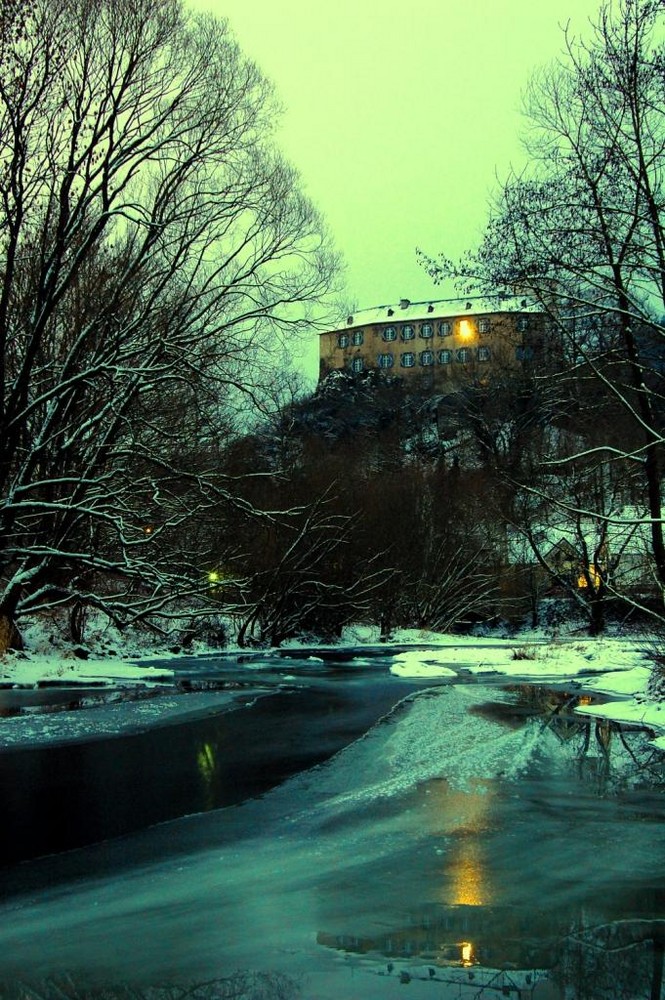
[399,298,410,310]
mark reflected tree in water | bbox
[552,907,665,1000]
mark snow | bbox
[0,655,174,687]
[337,293,540,330]
[385,633,664,749]
[1,614,663,752]
[0,690,240,749]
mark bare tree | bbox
[0,0,338,645]
[421,0,665,622]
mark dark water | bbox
[0,665,417,867]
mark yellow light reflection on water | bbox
[450,840,489,907]
[196,741,218,809]
[423,778,495,908]
[197,742,217,784]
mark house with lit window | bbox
[318,295,547,386]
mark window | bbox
[337,333,349,348]
[515,345,534,361]
[420,323,433,339]
[478,318,491,334]
[438,349,452,364]
[517,316,529,332]
[378,353,394,369]
[419,350,434,366]
[457,348,471,363]
[400,352,415,367]
[401,324,415,340]
[439,321,452,337]
[477,346,491,362]
[383,325,397,341]
[350,356,364,373]
[351,329,364,346]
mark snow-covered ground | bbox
[1,618,663,751]
[0,655,175,687]
[384,628,665,751]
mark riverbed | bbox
[0,649,663,999]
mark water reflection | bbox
[482,684,665,795]
[318,898,665,996]
[318,901,557,966]
[196,740,218,810]
[554,904,665,1000]
[450,839,490,908]
[421,776,495,906]
[318,685,665,997]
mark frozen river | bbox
[0,649,664,999]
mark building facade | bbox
[319,295,546,387]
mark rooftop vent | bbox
[387,308,394,316]
[427,304,434,313]
[521,298,527,307]
[399,298,410,310]
[466,301,472,310]
[346,315,353,325]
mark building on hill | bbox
[318,294,547,387]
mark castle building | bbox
[318,295,546,387]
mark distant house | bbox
[318,294,548,387]
[508,508,656,595]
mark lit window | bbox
[401,352,415,367]
[461,942,474,966]
[420,323,433,338]
[338,333,349,348]
[351,329,364,346]
[383,325,397,341]
[420,350,434,366]
[459,319,473,339]
[350,356,364,373]
[377,353,394,369]
[401,324,415,340]
[457,348,471,363]
[477,346,491,362]
[478,318,491,334]
[439,321,452,337]
[517,316,529,332]
[578,565,602,589]
[438,349,452,364]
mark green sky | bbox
[187,0,600,312]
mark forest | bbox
[0,0,664,652]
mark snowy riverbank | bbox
[1,620,663,752]
[384,629,665,751]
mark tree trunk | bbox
[0,612,22,651]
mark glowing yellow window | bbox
[577,565,602,588]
